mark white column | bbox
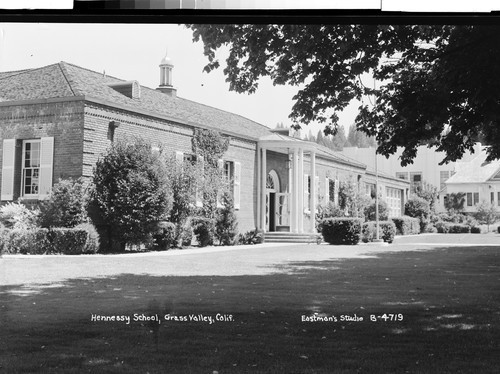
[261,148,267,232]
[256,145,261,230]
[298,148,304,233]
[288,152,293,232]
[310,151,317,233]
[293,148,299,233]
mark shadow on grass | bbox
[0,246,499,373]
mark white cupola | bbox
[157,49,177,97]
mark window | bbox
[219,159,241,210]
[183,153,198,164]
[498,192,500,206]
[409,172,422,193]
[396,172,408,180]
[22,140,41,197]
[473,192,479,205]
[466,193,472,206]
[491,192,494,204]
[1,137,53,201]
[386,187,402,217]
[304,174,311,211]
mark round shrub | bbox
[152,221,176,251]
[391,216,420,235]
[498,226,500,234]
[38,178,88,228]
[321,217,362,245]
[364,200,389,221]
[91,139,172,251]
[362,221,396,243]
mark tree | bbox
[474,201,498,232]
[189,24,500,165]
[413,181,439,212]
[91,139,172,251]
[192,129,230,219]
[444,192,466,214]
[346,123,376,148]
[405,196,431,233]
[215,192,238,245]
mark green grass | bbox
[1,245,499,373]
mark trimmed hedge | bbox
[0,225,100,255]
[321,217,362,245]
[470,226,481,234]
[391,216,420,236]
[436,222,471,233]
[362,221,396,243]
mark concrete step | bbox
[264,232,322,244]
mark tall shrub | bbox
[38,178,88,228]
[474,201,498,232]
[405,196,431,233]
[215,192,238,245]
[91,138,172,251]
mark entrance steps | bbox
[264,232,322,244]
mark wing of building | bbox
[0,58,409,235]
[443,148,500,212]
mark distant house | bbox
[0,53,408,238]
[341,144,485,212]
[442,147,500,213]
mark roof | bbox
[259,132,366,169]
[0,62,272,141]
[446,147,500,184]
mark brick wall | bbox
[83,103,259,233]
[0,100,85,201]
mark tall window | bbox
[473,192,479,205]
[498,192,500,206]
[410,172,422,193]
[466,193,473,206]
[22,140,41,197]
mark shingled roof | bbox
[0,62,273,140]
[446,147,500,184]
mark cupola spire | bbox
[157,48,177,97]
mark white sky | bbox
[0,23,360,135]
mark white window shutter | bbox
[1,139,16,201]
[233,162,241,210]
[217,159,224,170]
[325,178,330,204]
[334,179,339,206]
[38,137,54,199]
[216,159,224,208]
[175,151,184,163]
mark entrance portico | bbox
[257,133,318,234]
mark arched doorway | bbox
[266,170,280,231]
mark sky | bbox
[0,23,361,135]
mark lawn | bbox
[0,236,499,373]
